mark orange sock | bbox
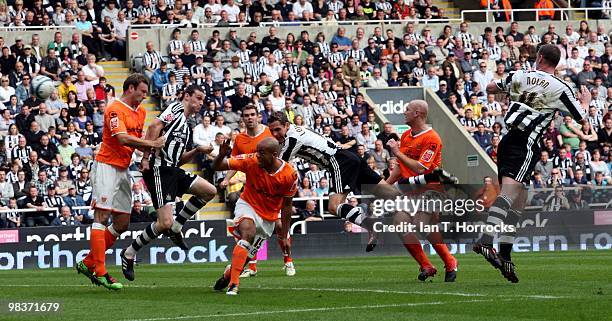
[230,242,249,286]
[278,238,292,263]
[401,233,432,269]
[248,252,257,271]
[432,244,457,271]
[86,223,107,276]
[425,231,456,271]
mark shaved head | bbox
[257,137,281,154]
[410,100,428,115]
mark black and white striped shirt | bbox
[152,102,193,167]
[328,51,345,67]
[11,146,31,164]
[144,50,163,70]
[162,83,181,103]
[552,156,573,181]
[236,50,252,66]
[588,113,603,130]
[327,0,344,14]
[137,5,158,17]
[273,48,289,62]
[528,33,542,44]
[455,32,475,50]
[169,40,185,56]
[274,77,296,97]
[122,8,139,20]
[495,70,586,137]
[346,48,366,65]
[295,75,316,93]
[280,125,340,169]
[305,169,330,189]
[172,67,191,86]
[75,179,92,202]
[317,42,331,57]
[460,117,479,128]
[243,61,264,79]
[189,40,206,55]
[190,64,207,85]
[314,104,334,125]
[283,63,300,79]
[45,195,65,209]
[322,90,338,103]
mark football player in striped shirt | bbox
[120,85,217,281]
[474,44,591,283]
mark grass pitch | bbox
[0,250,610,321]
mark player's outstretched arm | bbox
[139,118,166,171]
[179,144,213,167]
[212,139,232,171]
[116,132,165,150]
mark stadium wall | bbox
[0,209,610,269]
[361,87,497,185]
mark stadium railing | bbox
[0,206,91,217]
[461,7,612,23]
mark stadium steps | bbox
[437,1,461,19]
[100,60,231,220]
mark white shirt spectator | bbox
[193,123,215,147]
[473,69,494,93]
[222,3,241,22]
[421,74,439,92]
[292,0,314,18]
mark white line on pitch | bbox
[1,284,567,299]
[124,297,559,321]
[125,299,482,321]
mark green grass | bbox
[0,251,611,321]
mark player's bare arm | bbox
[138,118,166,171]
[212,139,232,171]
[179,144,213,167]
[279,196,294,242]
[386,138,427,174]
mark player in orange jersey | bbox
[212,137,298,295]
[76,74,165,290]
[220,104,296,278]
[386,100,459,282]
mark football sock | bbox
[425,230,456,271]
[401,173,441,185]
[104,224,119,250]
[401,233,433,269]
[230,240,251,285]
[125,222,160,259]
[479,195,513,245]
[278,237,293,263]
[498,209,521,261]
[337,203,366,226]
[84,223,107,276]
[248,252,258,271]
[171,197,207,233]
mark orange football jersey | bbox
[96,99,147,170]
[228,154,298,222]
[231,126,273,156]
[398,127,442,178]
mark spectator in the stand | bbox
[11,136,32,166]
[12,170,29,199]
[44,185,65,210]
[23,186,49,227]
[130,200,153,223]
[300,200,322,221]
[55,167,73,197]
[152,61,169,95]
[473,123,492,149]
[335,125,357,153]
[52,205,81,226]
[2,198,21,228]
[0,169,14,204]
[535,150,554,182]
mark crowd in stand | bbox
[0,0,611,228]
